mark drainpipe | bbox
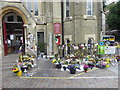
[61,0,64,57]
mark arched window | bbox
[7,15,14,22]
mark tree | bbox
[106,1,120,30]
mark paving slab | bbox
[2,54,119,88]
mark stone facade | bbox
[44,1,102,54]
[0,0,102,56]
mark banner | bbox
[105,46,116,54]
[98,46,116,55]
[54,23,61,34]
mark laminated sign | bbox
[105,46,116,54]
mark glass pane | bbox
[66,0,70,17]
[87,0,92,15]
[8,16,14,22]
[34,0,39,16]
[66,10,69,17]
[17,16,23,22]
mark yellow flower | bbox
[19,59,22,61]
[106,58,110,62]
[52,59,57,63]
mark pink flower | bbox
[84,65,89,68]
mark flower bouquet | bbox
[23,55,29,58]
[83,64,89,73]
[68,65,76,74]
[52,59,57,63]
[27,64,32,70]
[12,66,19,73]
[20,62,28,72]
[55,63,62,69]
[63,61,69,65]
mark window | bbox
[17,16,22,22]
[34,0,39,16]
[26,0,39,16]
[37,32,45,52]
[86,0,93,15]
[66,0,70,17]
[7,15,14,22]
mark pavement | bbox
[1,54,119,89]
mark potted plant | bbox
[83,64,89,73]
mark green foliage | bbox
[112,31,120,41]
[54,54,58,60]
[106,1,120,30]
[106,2,116,10]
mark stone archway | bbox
[0,6,28,56]
[0,6,28,24]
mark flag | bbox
[55,36,60,45]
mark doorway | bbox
[2,12,25,56]
[37,32,45,54]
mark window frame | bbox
[66,0,70,17]
[86,0,93,16]
[7,15,14,22]
[34,0,39,16]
